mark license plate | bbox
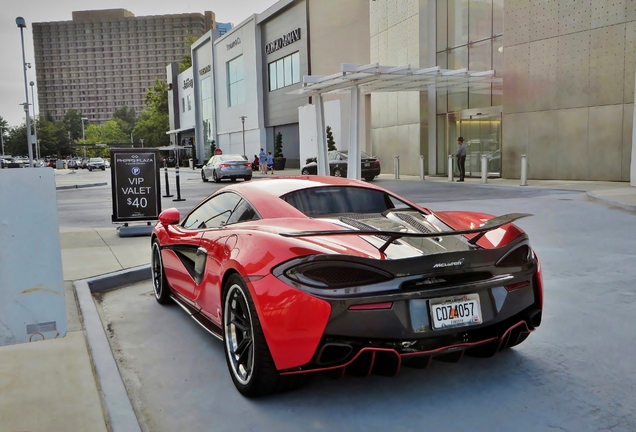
[364,162,370,167]
[429,293,482,330]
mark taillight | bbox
[504,281,530,291]
[220,163,230,168]
[245,163,251,167]
[496,245,534,267]
[283,261,393,289]
[373,161,380,166]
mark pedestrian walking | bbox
[258,148,267,174]
[454,137,466,182]
[266,151,275,174]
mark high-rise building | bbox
[32,9,220,123]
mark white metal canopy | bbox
[296,63,501,178]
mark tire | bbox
[201,170,208,182]
[244,176,252,181]
[151,240,172,305]
[333,168,343,177]
[223,274,304,397]
[101,167,105,171]
[88,167,93,172]
[230,178,237,182]
[364,176,375,182]
[213,170,221,183]
[301,168,310,175]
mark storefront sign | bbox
[199,64,211,76]
[183,78,193,90]
[227,37,241,50]
[266,28,301,55]
[110,149,161,222]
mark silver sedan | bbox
[201,154,252,183]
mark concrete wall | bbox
[370,0,423,176]
[214,17,267,158]
[308,0,370,76]
[502,1,635,181]
[177,68,196,133]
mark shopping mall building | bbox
[168,0,635,182]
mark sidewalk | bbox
[1,167,634,432]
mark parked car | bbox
[151,176,543,396]
[87,157,106,171]
[201,154,252,183]
[301,150,381,181]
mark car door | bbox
[203,156,216,178]
[183,192,245,324]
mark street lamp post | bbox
[1,126,5,157]
[81,117,88,160]
[140,139,144,148]
[30,81,39,162]
[239,116,247,158]
[16,17,34,168]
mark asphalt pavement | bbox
[0,165,634,432]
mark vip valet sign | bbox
[110,149,161,223]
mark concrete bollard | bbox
[394,155,400,179]
[448,155,454,182]
[520,154,528,186]
[419,155,425,181]
[481,155,488,184]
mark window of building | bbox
[187,94,192,111]
[227,55,245,107]
[268,52,300,91]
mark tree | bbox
[274,132,284,158]
[179,35,197,73]
[326,126,337,151]
[131,78,170,147]
[63,109,84,141]
[112,106,137,136]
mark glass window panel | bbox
[276,60,284,90]
[292,52,300,84]
[492,35,503,106]
[436,115,447,174]
[448,45,467,70]
[469,39,491,71]
[269,62,277,90]
[436,52,448,114]
[436,0,448,51]
[493,0,504,36]
[448,0,468,48]
[469,0,492,42]
[284,55,292,87]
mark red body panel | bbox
[152,176,539,374]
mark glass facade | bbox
[436,0,504,177]
[268,52,300,91]
[227,55,245,107]
[436,0,504,112]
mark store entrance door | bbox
[446,107,502,178]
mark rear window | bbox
[282,186,408,217]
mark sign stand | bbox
[117,221,154,237]
[110,148,162,237]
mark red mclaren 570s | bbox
[151,176,543,397]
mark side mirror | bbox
[158,208,180,225]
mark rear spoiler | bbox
[280,213,532,253]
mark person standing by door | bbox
[455,137,466,182]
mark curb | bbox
[74,265,151,432]
[586,190,636,212]
[56,182,108,190]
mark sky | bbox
[0,0,278,128]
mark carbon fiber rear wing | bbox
[280,213,532,253]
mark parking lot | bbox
[70,171,636,432]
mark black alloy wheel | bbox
[301,168,310,175]
[213,170,221,183]
[222,274,304,397]
[333,167,343,177]
[151,240,171,304]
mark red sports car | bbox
[151,176,543,397]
